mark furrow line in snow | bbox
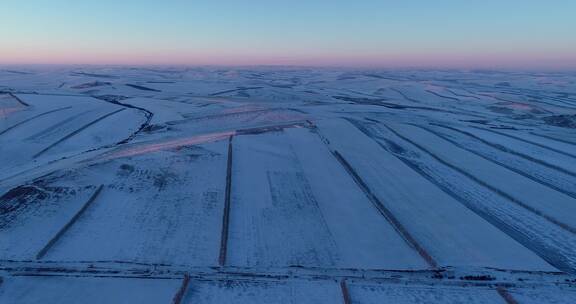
[329,148,438,269]
[25,109,96,141]
[530,132,576,147]
[425,90,461,102]
[412,124,576,200]
[349,121,576,273]
[171,273,190,304]
[446,88,481,100]
[389,88,421,103]
[218,135,234,267]
[7,92,30,107]
[210,86,263,96]
[235,121,311,135]
[383,123,576,236]
[36,185,104,260]
[497,287,520,304]
[0,106,72,136]
[471,126,576,160]
[517,92,576,108]
[340,279,353,304]
[33,108,125,158]
[431,124,576,179]
[125,84,161,92]
[476,91,576,110]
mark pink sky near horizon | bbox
[2,48,575,69]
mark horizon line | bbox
[1,62,575,73]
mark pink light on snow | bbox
[0,107,25,118]
[102,131,235,160]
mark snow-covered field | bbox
[1,66,575,303]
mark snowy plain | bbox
[0,66,576,303]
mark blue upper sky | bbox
[2,0,575,69]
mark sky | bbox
[1,0,576,69]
